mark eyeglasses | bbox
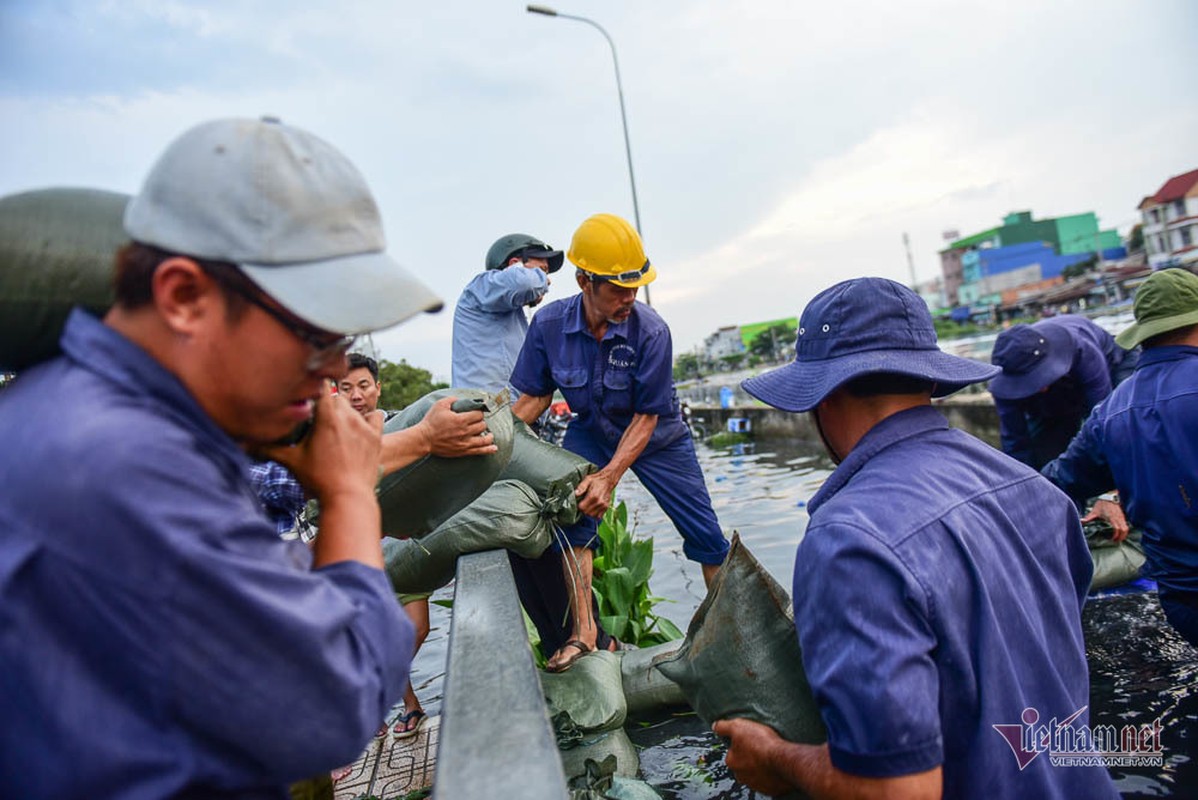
[223,280,357,370]
[590,260,651,285]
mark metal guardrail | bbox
[434,549,569,799]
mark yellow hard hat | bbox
[567,213,657,288]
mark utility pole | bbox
[903,232,918,288]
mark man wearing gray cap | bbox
[713,278,1116,799]
[1044,268,1198,648]
[0,118,441,798]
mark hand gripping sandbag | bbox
[0,188,129,371]
[382,479,550,594]
[654,533,827,746]
[500,416,596,525]
[377,388,514,538]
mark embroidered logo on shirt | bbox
[608,344,637,370]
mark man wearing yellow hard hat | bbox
[511,213,729,672]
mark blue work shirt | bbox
[1043,345,1198,596]
[995,315,1136,468]
[510,294,687,454]
[797,405,1115,798]
[451,264,549,394]
[0,310,414,800]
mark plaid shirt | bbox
[248,461,316,542]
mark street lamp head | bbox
[526,4,558,16]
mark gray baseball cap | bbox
[124,116,443,335]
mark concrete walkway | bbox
[333,714,439,799]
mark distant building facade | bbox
[703,325,745,361]
[939,210,1121,306]
[1139,168,1198,268]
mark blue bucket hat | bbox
[987,322,1073,400]
[741,277,999,412]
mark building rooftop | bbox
[1139,168,1198,209]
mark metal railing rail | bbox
[433,549,569,799]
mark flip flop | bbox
[393,708,427,740]
[545,639,594,673]
[330,764,354,783]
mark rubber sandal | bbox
[393,708,427,740]
[545,639,594,673]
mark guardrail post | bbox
[434,549,568,799]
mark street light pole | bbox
[527,4,650,306]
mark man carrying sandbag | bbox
[0,117,438,798]
[511,213,729,673]
[715,278,1116,799]
[1043,268,1198,648]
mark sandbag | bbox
[382,479,549,594]
[0,188,129,371]
[541,650,627,746]
[500,417,595,524]
[567,755,662,800]
[654,533,827,745]
[559,729,639,783]
[377,388,514,538]
[1085,520,1146,591]
[619,642,688,716]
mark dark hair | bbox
[113,241,251,320]
[841,372,935,398]
[347,352,380,381]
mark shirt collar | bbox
[561,292,631,341]
[808,404,949,515]
[1137,344,1198,368]
[60,308,251,474]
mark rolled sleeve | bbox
[794,523,943,777]
[472,266,549,312]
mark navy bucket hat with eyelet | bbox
[741,277,1000,413]
[986,322,1075,400]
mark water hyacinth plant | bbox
[591,498,683,647]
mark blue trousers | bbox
[556,427,729,565]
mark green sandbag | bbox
[0,188,129,371]
[654,533,827,745]
[619,642,688,716]
[559,729,639,783]
[500,417,595,524]
[541,650,627,746]
[377,388,514,538]
[1085,520,1146,591]
[567,755,662,800]
[382,479,549,594]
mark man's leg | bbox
[546,544,599,671]
[508,549,610,659]
[395,594,430,735]
[630,435,729,588]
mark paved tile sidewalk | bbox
[333,714,439,799]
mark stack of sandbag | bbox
[383,479,550,595]
[376,388,515,538]
[654,533,827,746]
[499,417,595,525]
[0,188,129,371]
[540,651,640,782]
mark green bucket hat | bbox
[1115,268,1198,349]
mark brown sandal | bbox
[546,639,594,673]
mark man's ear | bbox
[152,257,221,335]
[575,272,590,292]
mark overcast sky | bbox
[3,1,1196,381]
